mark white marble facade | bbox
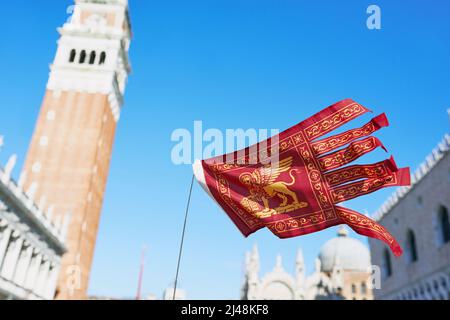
[369,124,450,300]
[0,139,68,300]
[241,227,373,300]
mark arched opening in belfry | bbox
[89,51,96,65]
[79,50,87,64]
[69,49,76,63]
[99,51,106,65]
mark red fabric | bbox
[311,113,389,156]
[195,99,409,256]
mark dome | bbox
[318,226,371,273]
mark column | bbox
[0,231,23,280]
[438,282,448,300]
[44,263,60,300]
[34,258,51,298]
[417,290,426,300]
[13,243,33,287]
[0,226,12,267]
[423,289,432,300]
[24,251,42,291]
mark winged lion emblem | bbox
[239,156,308,218]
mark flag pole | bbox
[173,174,195,300]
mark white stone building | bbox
[241,227,373,300]
[0,139,69,299]
[369,126,450,299]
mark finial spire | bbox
[275,254,283,269]
[27,182,38,200]
[337,226,349,237]
[296,248,304,265]
[447,109,450,128]
[18,171,27,189]
[62,212,72,240]
[315,258,321,273]
[54,214,62,231]
[38,195,47,212]
[46,205,55,221]
[295,248,305,286]
[3,154,17,181]
[251,244,259,260]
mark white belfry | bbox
[47,0,131,121]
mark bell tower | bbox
[23,0,131,299]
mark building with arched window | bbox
[437,206,450,245]
[369,125,450,300]
[405,229,418,264]
[241,227,373,300]
[381,248,392,280]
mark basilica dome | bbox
[318,226,371,273]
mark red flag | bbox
[193,99,409,256]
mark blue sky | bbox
[0,0,449,299]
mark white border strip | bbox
[192,159,214,198]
